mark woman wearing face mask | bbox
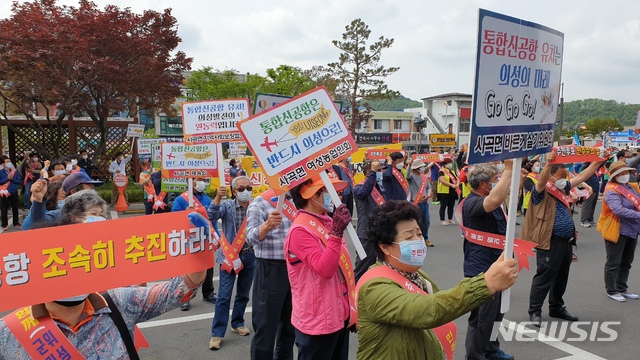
[286,175,352,359]
[597,161,640,302]
[437,158,459,225]
[356,200,518,360]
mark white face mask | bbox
[71,159,78,166]
[66,164,73,171]
[237,189,252,202]
[5,163,13,169]
[395,162,404,170]
[33,157,39,162]
[54,170,65,176]
[533,166,540,173]
[82,155,88,160]
[616,174,630,184]
[446,163,453,169]
[554,178,567,189]
[194,181,206,193]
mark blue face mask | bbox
[84,215,106,223]
[320,192,333,212]
[57,200,65,209]
[376,172,383,182]
[391,239,427,266]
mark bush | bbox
[97,181,144,203]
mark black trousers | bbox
[1,193,20,227]
[295,326,349,360]
[354,237,378,283]
[438,194,457,221]
[528,236,573,315]
[465,291,502,360]
[604,235,638,295]
[251,259,295,360]
[202,267,215,297]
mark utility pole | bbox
[556,82,565,140]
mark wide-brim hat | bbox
[300,174,347,199]
[411,159,426,170]
[609,161,635,179]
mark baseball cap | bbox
[62,172,104,193]
[300,174,347,199]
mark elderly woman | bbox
[286,175,352,360]
[59,189,108,224]
[598,161,640,302]
[356,200,518,360]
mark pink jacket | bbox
[284,211,349,335]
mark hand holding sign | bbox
[484,252,519,295]
[330,204,352,238]
[216,186,228,200]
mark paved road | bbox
[4,201,640,359]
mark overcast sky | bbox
[2,0,639,104]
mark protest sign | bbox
[0,212,214,312]
[468,9,564,165]
[254,92,344,115]
[161,143,218,178]
[161,178,212,193]
[238,87,357,192]
[242,156,270,196]
[181,99,249,145]
[365,149,407,160]
[127,124,146,138]
[411,153,453,162]
[469,9,564,313]
[550,145,608,164]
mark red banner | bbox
[550,145,608,164]
[0,212,215,312]
[411,153,453,162]
[365,149,407,160]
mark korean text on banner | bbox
[365,149,407,160]
[468,9,564,164]
[138,138,164,162]
[0,212,214,312]
[550,145,607,164]
[127,124,146,138]
[254,92,344,116]
[161,143,218,178]
[182,99,249,145]
[238,86,357,192]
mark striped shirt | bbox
[246,195,293,260]
[532,184,575,239]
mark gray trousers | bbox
[465,291,502,360]
[250,258,295,360]
[580,190,598,223]
[604,235,638,295]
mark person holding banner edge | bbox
[285,175,353,360]
[522,151,608,327]
[461,161,515,360]
[208,176,255,350]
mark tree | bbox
[187,67,267,100]
[0,0,191,160]
[583,117,623,136]
[327,18,400,134]
[262,65,316,96]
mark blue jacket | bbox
[0,169,22,195]
[353,171,383,239]
[208,199,249,264]
[172,192,211,212]
[23,201,61,230]
[381,166,407,201]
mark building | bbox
[405,92,473,150]
[353,111,417,145]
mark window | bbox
[459,118,471,133]
[394,120,402,130]
[374,120,383,130]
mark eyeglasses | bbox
[235,186,253,192]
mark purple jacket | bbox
[605,183,640,238]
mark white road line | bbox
[502,319,607,360]
[137,307,253,329]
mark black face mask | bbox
[53,299,86,307]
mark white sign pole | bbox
[188,178,194,207]
[217,143,227,199]
[276,194,285,212]
[318,171,367,259]
[501,157,522,313]
[129,138,135,154]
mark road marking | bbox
[137,307,252,329]
[502,319,607,360]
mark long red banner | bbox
[0,211,215,312]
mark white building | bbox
[405,92,473,149]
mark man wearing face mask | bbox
[78,149,97,178]
[354,160,387,281]
[461,161,515,360]
[207,176,255,350]
[382,152,409,201]
[522,151,607,327]
[22,172,104,230]
[172,177,216,310]
[406,159,434,248]
[0,155,22,231]
[19,152,42,211]
[109,151,131,206]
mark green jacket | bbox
[356,265,493,360]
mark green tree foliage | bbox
[327,18,400,134]
[262,65,316,96]
[364,95,421,111]
[582,117,623,136]
[562,99,640,130]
